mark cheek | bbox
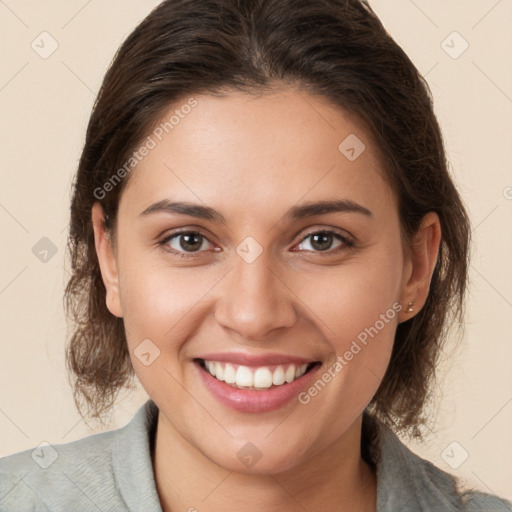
[116,261,221,397]
[293,245,403,345]
[290,247,403,405]
[117,254,223,352]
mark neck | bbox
[152,411,377,512]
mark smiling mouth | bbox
[195,358,321,390]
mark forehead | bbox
[120,89,395,221]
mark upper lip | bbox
[195,352,319,367]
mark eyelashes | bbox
[293,230,354,253]
[158,229,354,258]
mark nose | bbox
[214,253,297,340]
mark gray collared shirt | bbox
[1,399,510,511]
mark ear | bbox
[398,211,441,322]
[91,202,124,318]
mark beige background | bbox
[1,0,511,501]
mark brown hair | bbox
[65,0,470,435]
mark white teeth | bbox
[202,360,312,389]
[284,365,296,383]
[272,366,285,385]
[235,365,254,387]
[223,364,236,384]
[295,364,307,379]
[214,362,224,381]
[253,368,273,388]
[206,361,216,376]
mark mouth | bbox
[195,358,321,390]
[193,357,323,413]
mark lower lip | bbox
[194,360,322,413]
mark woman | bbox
[1,0,510,510]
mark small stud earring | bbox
[406,302,414,313]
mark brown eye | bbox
[310,232,335,251]
[295,230,353,253]
[177,233,203,252]
[162,231,214,254]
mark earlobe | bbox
[398,212,441,322]
[91,202,124,318]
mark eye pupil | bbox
[180,233,202,252]
[311,233,332,251]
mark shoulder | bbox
[0,399,162,512]
[461,490,512,511]
[0,426,121,511]
[366,414,512,512]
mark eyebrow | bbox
[139,198,372,223]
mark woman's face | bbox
[94,88,424,473]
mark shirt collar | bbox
[112,399,463,512]
[111,399,162,511]
[367,413,463,511]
